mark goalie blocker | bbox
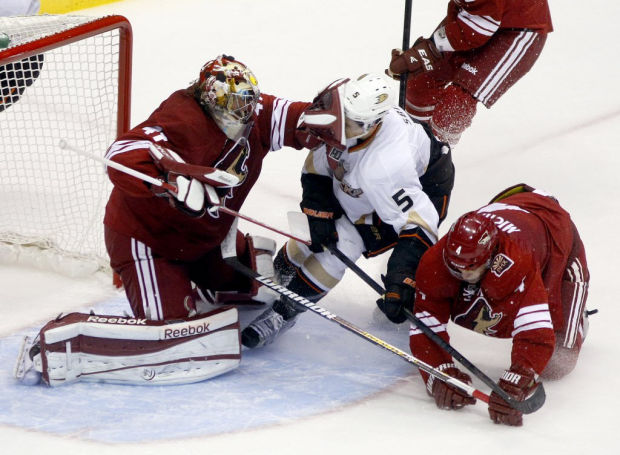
[15,307,241,386]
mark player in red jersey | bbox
[13,55,321,386]
[409,184,591,426]
[387,0,553,144]
[103,54,316,321]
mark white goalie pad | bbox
[27,307,241,386]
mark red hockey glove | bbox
[488,365,539,426]
[387,37,442,78]
[427,363,476,410]
[295,128,322,150]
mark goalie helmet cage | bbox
[0,15,132,278]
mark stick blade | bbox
[199,168,240,187]
[286,211,311,244]
[510,383,547,414]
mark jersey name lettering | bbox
[481,212,521,233]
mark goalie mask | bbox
[196,55,260,140]
[342,73,395,140]
[443,211,498,283]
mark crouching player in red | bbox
[410,184,591,425]
[13,55,316,386]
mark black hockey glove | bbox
[377,271,416,324]
[300,173,342,253]
[376,227,433,323]
[305,215,338,253]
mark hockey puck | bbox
[0,32,10,49]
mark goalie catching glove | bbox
[296,79,348,151]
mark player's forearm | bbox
[105,141,161,197]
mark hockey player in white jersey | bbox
[242,74,455,348]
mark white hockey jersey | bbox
[303,107,439,241]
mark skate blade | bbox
[14,335,34,380]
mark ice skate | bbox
[14,335,42,385]
[273,245,298,287]
[241,298,302,348]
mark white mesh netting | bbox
[0,15,130,276]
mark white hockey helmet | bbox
[342,73,395,137]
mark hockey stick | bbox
[399,0,413,109]
[62,141,485,400]
[220,208,542,413]
[323,245,546,414]
[219,219,489,403]
[72,144,537,411]
[59,140,240,188]
[61,141,313,245]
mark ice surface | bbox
[1,0,619,454]
[0,295,415,442]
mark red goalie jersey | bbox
[443,0,553,51]
[411,189,589,381]
[104,89,309,261]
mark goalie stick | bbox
[59,140,240,188]
[219,218,490,403]
[62,141,314,245]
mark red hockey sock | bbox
[430,84,477,144]
[405,73,444,121]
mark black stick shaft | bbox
[399,0,413,108]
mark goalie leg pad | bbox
[31,307,241,386]
[215,234,278,305]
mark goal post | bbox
[0,15,132,277]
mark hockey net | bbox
[0,15,132,277]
